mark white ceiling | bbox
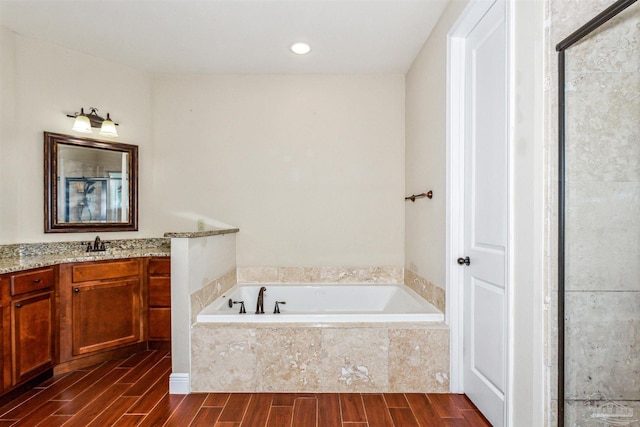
[0,0,449,74]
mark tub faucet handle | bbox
[232,300,246,314]
[274,301,286,314]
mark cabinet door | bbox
[72,280,140,356]
[12,292,55,385]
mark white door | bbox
[459,0,508,425]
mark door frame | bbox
[446,0,513,423]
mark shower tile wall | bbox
[553,1,639,424]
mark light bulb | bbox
[99,113,118,137]
[290,43,311,55]
[72,109,92,133]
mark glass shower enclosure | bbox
[557,0,639,426]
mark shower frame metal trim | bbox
[555,0,637,426]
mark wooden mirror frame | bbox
[44,132,139,233]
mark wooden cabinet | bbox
[58,259,144,367]
[71,279,140,355]
[0,267,56,389]
[12,291,55,385]
[0,255,171,390]
[147,258,171,342]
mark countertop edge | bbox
[164,228,240,238]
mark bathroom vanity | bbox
[0,252,170,399]
[0,266,56,394]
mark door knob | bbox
[457,256,471,266]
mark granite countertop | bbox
[0,247,171,275]
[0,238,171,275]
[164,228,239,238]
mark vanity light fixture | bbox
[67,107,119,137]
[290,42,311,55]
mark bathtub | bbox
[196,283,444,323]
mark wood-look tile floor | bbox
[0,350,492,426]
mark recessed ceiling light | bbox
[290,42,311,55]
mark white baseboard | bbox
[169,373,190,394]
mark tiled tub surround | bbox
[404,268,446,313]
[191,266,449,393]
[190,268,237,323]
[0,238,171,273]
[236,266,446,312]
[191,323,449,393]
[237,265,404,285]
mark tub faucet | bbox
[255,286,267,314]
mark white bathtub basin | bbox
[196,283,444,323]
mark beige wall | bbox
[404,0,468,289]
[0,28,154,243]
[152,74,405,267]
[0,28,15,243]
[1,26,406,268]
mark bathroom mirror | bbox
[44,132,138,233]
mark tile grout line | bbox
[161,394,188,427]
[58,371,132,425]
[404,393,424,427]
[239,393,254,426]
[0,366,99,421]
[262,397,270,427]
[359,394,370,427]
[135,391,169,424]
[121,352,169,417]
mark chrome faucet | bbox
[255,286,267,314]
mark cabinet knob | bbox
[15,303,22,308]
[32,278,41,283]
[74,288,80,293]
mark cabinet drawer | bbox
[148,258,170,275]
[148,277,171,307]
[72,259,139,283]
[148,308,171,340]
[11,268,55,296]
